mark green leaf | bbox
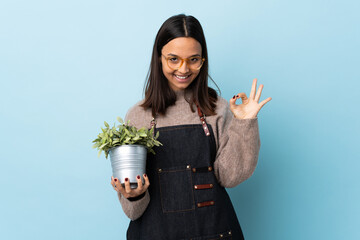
[124,128,130,135]
[117,117,124,124]
[139,132,147,137]
[133,134,140,141]
[99,143,108,149]
[94,116,163,158]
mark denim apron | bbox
[127,107,244,240]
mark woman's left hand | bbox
[230,78,272,119]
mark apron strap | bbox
[150,117,156,128]
[196,104,211,137]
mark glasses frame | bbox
[162,55,206,71]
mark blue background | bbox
[1,0,359,239]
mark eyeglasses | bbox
[162,55,205,70]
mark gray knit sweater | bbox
[117,90,261,220]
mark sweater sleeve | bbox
[118,190,150,221]
[115,104,151,221]
[213,100,261,188]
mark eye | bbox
[190,57,199,62]
[169,57,179,62]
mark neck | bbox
[174,89,185,96]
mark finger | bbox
[124,178,131,194]
[259,97,272,108]
[136,175,143,192]
[254,84,263,102]
[230,93,247,109]
[229,95,236,108]
[236,92,248,103]
[143,173,150,190]
[113,177,120,191]
[111,176,115,187]
[117,180,126,195]
[249,78,257,99]
[229,95,237,110]
[117,184,128,198]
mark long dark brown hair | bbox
[141,14,220,117]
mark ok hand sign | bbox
[230,78,272,119]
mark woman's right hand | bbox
[111,174,150,199]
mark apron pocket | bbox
[158,165,195,213]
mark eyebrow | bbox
[167,53,201,57]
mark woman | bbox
[110,14,271,239]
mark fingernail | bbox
[125,178,128,182]
[114,179,117,182]
[137,175,140,179]
[233,95,235,99]
[236,95,239,98]
[143,174,147,178]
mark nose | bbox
[178,59,190,73]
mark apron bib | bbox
[127,109,244,240]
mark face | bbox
[160,37,202,91]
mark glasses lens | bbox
[188,57,203,70]
[166,57,203,70]
[167,57,181,70]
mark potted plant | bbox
[92,117,162,188]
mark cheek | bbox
[192,70,201,79]
[161,65,174,82]
[161,61,172,75]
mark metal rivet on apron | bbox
[210,184,213,187]
[220,234,223,238]
[158,168,162,173]
[192,168,196,172]
[208,166,213,171]
[206,133,210,136]
[186,165,190,169]
[228,231,232,235]
[210,201,214,205]
[194,185,198,189]
[204,127,207,130]
[197,203,201,207]
[202,121,205,124]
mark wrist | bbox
[127,192,146,202]
[233,114,257,120]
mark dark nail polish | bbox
[114,179,117,182]
[236,95,239,98]
[143,174,147,178]
[137,175,140,179]
[233,95,235,99]
[125,178,128,182]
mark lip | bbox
[174,74,191,83]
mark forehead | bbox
[162,37,202,57]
